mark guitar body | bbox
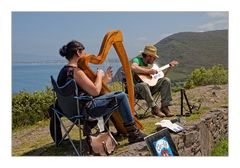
[137,71,164,86]
[136,64,169,86]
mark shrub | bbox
[12,87,54,129]
[184,64,228,89]
[211,138,228,156]
[12,81,124,130]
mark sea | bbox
[12,62,122,93]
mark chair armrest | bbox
[74,95,93,103]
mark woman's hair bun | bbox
[59,40,85,60]
[59,45,68,57]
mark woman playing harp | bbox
[57,40,146,144]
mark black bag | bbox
[48,102,62,144]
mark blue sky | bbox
[12,12,228,63]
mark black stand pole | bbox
[180,89,184,116]
[183,89,192,114]
[180,88,192,116]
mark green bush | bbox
[12,81,124,130]
[12,87,54,129]
[184,64,228,89]
[211,138,228,156]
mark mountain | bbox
[113,29,228,82]
[155,29,228,81]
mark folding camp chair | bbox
[50,76,116,156]
[134,91,161,118]
[121,71,161,119]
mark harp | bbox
[78,30,143,133]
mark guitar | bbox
[135,64,172,86]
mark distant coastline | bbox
[12,61,122,93]
[12,60,66,65]
[12,57,121,65]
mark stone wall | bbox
[171,109,228,156]
[117,109,228,156]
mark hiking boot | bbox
[151,106,165,118]
[124,122,146,144]
[160,106,174,117]
[128,129,146,144]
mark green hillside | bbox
[113,29,228,82]
[155,30,228,81]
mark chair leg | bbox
[135,99,147,112]
[135,91,162,119]
[135,98,151,118]
[56,115,81,156]
[60,120,80,156]
[54,112,57,146]
[78,118,83,156]
[142,106,150,118]
[143,91,161,117]
[59,122,75,144]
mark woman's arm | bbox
[74,68,103,96]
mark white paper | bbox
[97,117,105,132]
[155,120,184,133]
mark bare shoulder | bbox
[74,67,84,74]
[73,67,87,78]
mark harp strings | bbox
[104,50,123,92]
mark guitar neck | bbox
[158,64,170,71]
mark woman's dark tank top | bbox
[57,65,86,95]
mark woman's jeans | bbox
[87,91,134,124]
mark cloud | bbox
[207,12,228,18]
[197,12,228,32]
[136,36,147,41]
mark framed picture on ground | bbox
[144,128,179,156]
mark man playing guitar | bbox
[131,45,178,118]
